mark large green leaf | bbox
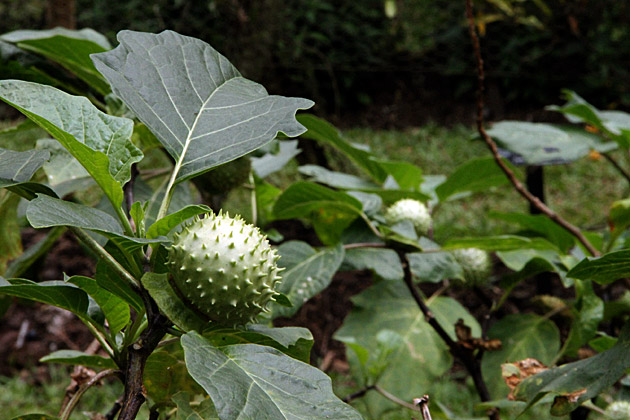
[487,121,616,165]
[514,321,630,416]
[567,249,630,285]
[0,147,50,184]
[335,281,480,415]
[0,277,100,329]
[27,194,165,251]
[341,247,403,281]
[1,28,111,94]
[548,90,630,149]
[273,182,363,244]
[145,350,201,404]
[489,211,575,253]
[297,114,387,183]
[10,415,59,420]
[435,157,516,201]
[481,314,560,398]
[67,275,130,335]
[407,251,464,283]
[272,241,345,318]
[299,165,380,190]
[92,30,313,183]
[203,325,313,363]
[172,391,219,420]
[182,332,362,420]
[36,139,92,195]
[0,80,140,207]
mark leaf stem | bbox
[70,226,140,288]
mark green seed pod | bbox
[192,157,251,196]
[605,401,630,419]
[167,212,282,327]
[452,248,492,287]
[385,199,431,235]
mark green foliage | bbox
[3,23,630,420]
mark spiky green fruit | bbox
[167,212,281,327]
[385,199,431,235]
[605,401,630,419]
[452,248,492,286]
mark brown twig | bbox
[464,0,599,257]
[59,369,121,420]
[602,152,630,185]
[397,251,500,420]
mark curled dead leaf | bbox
[502,358,548,400]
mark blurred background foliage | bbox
[2,0,630,124]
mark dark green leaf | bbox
[40,349,117,369]
[92,30,313,183]
[514,321,630,416]
[95,242,143,312]
[342,247,403,281]
[203,325,313,363]
[273,181,363,244]
[10,415,60,420]
[146,204,211,239]
[172,391,218,420]
[372,158,423,190]
[445,235,558,251]
[407,251,464,283]
[141,272,208,332]
[66,275,130,335]
[297,114,387,182]
[490,211,575,252]
[481,314,560,398]
[561,280,603,357]
[145,351,201,404]
[567,249,630,285]
[182,332,362,420]
[2,29,111,94]
[272,242,345,318]
[435,157,515,201]
[26,194,165,251]
[0,277,97,327]
[0,80,141,207]
[0,192,22,275]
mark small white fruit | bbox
[166,212,282,327]
[605,401,630,419]
[385,199,431,235]
[452,248,491,286]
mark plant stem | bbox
[603,152,630,185]
[70,226,141,288]
[117,292,169,420]
[60,369,120,420]
[463,0,599,257]
[396,250,500,420]
[249,170,258,226]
